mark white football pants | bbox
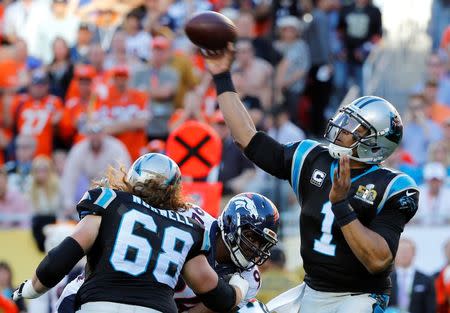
[76,302,162,313]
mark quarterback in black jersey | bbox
[202,47,419,313]
[13,153,249,313]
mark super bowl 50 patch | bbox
[354,184,377,205]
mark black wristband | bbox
[197,278,236,312]
[331,200,357,227]
[212,71,236,95]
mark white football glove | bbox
[12,280,41,301]
[229,273,249,301]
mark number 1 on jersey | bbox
[313,201,336,256]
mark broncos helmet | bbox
[218,193,279,270]
[324,96,403,164]
[126,153,181,186]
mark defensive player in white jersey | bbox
[175,192,279,312]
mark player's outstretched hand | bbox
[12,280,26,301]
[12,279,41,300]
[329,156,351,204]
[202,42,235,75]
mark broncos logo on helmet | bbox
[234,195,259,218]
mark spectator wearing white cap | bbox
[274,16,310,124]
[414,162,450,225]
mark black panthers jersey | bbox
[245,136,419,294]
[75,188,208,312]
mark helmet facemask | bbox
[238,225,278,266]
[325,106,380,163]
[220,215,278,270]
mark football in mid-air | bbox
[185,11,237,50]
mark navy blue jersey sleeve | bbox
[244,131,302,181]
[369,174,419,256]
[76,188,118,219]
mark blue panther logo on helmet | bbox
[325,96,404,164]
[385,112,403,144]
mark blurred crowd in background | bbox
[0,0,448,312]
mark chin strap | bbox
[328,143,379,164]
[328,143,353,159]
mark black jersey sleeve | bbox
[185,223,210,262]
[243,131,300,181]
[369,183,419,256]
[76,188,118,219]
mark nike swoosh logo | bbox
[406,191,416,197]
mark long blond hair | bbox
[29,156,60,207]
[93,166,190,212]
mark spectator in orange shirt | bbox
[66,44,111,100]
[60,64,99,145]
[101,66,149,160]
[423,80,450,124]
[9,70,63,157]
[0,39,31,92]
